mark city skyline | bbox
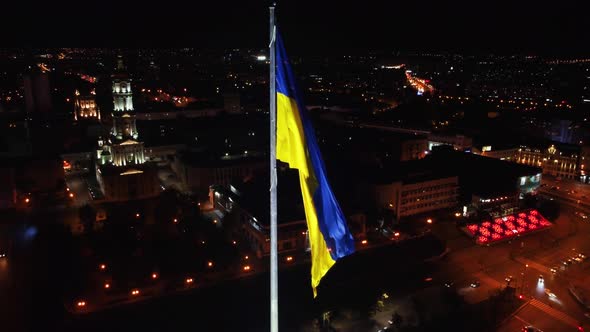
[1,6,590,332]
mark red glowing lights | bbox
[466,210,551,245]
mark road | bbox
[441,204,590,332]
[405,70,435,95]
[65,172,92,207]
[309,203,590,332]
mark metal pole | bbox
[269,5,278,332]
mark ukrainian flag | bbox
[275,31,355,297]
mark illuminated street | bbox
[405,70,435,95]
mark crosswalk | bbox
[529,298,580,327]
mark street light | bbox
[427,218,433,224]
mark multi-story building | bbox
[516,144,579,180]
[210,171,367,258]
[372,148,541,222]
[173,152,266,196]
[477,143,580,180]
[74,89,100,121]
[428,133,472,151]
[373,159,459,221]
[476,145,519,161]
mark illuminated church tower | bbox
[95,56,157,202]
[97,56,145,166]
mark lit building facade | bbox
[95,57,157,201]
[96,57,146,167]
[515,145,578,179]
[479,144,580,180]
[74,89,100,121]
[375,176,459,221]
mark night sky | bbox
[1,0,586,55]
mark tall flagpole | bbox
[269,4,279,332]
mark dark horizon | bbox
[0,1,587,56]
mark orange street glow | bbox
[207,261,213,267]
[99,264,106,270]
[104,283,110,289]
[135,213,140,218]
[245,255,249,260]
[185,278,194,284]
[427,218,433,224]
[394,232,400,237]
[361,240,368,245]
[131,289,140,296]
[286,256,293,262]
[173,218,178,223]
[232,240,237,245]
[25,198,30,203]
[76,301,86,307]
[243,265,251,271]
[69,193,74,198]
[213,219,218,224]
[152,273,158,279]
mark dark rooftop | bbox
[232,168,305,226]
